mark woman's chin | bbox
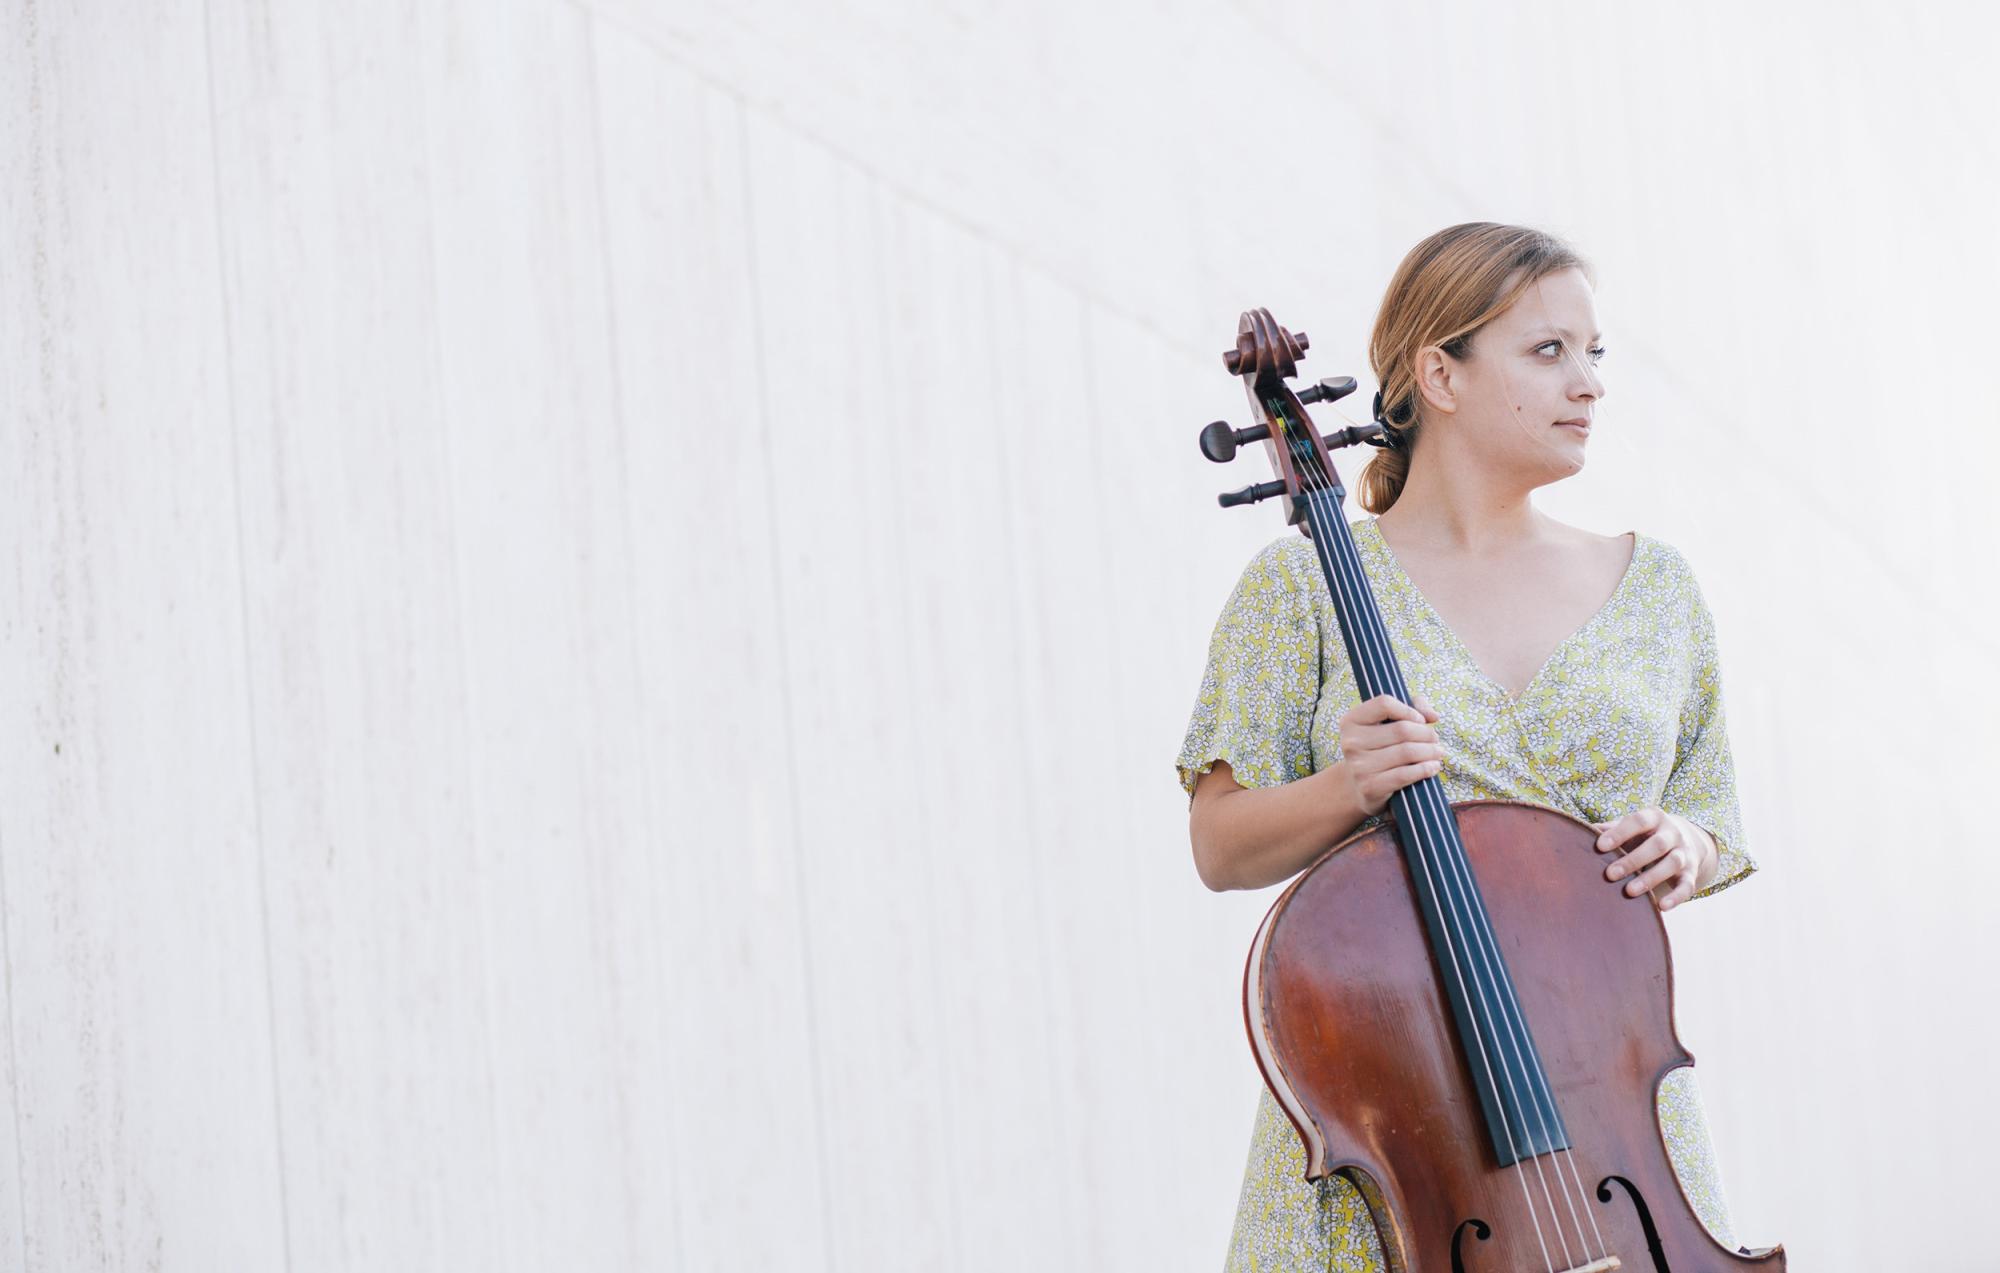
[1531,450,1586,485]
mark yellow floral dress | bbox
[1175,517,1758,1272]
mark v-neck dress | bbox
[1175,517,1757,1272]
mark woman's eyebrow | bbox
[1527,326,1604,341]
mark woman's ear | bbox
[1413,343,1461,417]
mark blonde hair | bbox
[1358,223,1596,514]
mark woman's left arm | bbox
[1596,557,1757,910]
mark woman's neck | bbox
[1372,442,1548,554]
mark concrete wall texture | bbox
[5,1,1997,1269]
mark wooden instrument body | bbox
[1246,799,1786,1273]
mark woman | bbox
[1176,222,1758,1270]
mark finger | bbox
[1608,808,1672,848]
[1410,690,1440,722]
[1596,807,1664,854]
[1624,842,1689,897]
[1387,740,1444,766]
[1345,718,1431,742]
[1606,830,1673,883]
[1351,741,1445,782]
[1353,693,1426,726]
[1342,710,1435,752]
[1386,758,1443,790]
[1379,719,1439,744]
[1657,874,1699,912]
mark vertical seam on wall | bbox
[733,99,840,1270]
[412,13,513,1260]
[869,202,966,1268]
[580,16,682,1267]
[981,257,1077,1253]
[201,0,296,1266]
[7,2,45,1262]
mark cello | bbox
[1198,309,1785,1272]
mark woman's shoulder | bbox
[1624,528,1707,600]
[1539,517,1703,599]
[1212,532,1336,630]
[1236,531,1320,588]
[1241,520,1384,567]
[1601,529,1723,649]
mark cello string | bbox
[1291,350,1620,1259]
[1296,480,1592,1273]
[1281,410,1560,1273]
[1294,480,1568,1273]
[1293,483,1558,1273]
[1293,430,1604,1264]
[1297,400,1610,1262]
[1407,758,1607,1260]
[1288,376,1616,1256]
[1543,321,1620,1256]
[1348,528,1605,1252]
[1284,384,1610,1259]
[1459,297,1618,1257]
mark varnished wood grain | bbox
[1259,802,1784,1272]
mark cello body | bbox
[1244,799,1785,1272]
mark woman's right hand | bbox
[1335,691,1444,816]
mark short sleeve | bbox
[1174,539,1322,800]
[1657,568,1758,901]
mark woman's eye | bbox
[1536,340,1608,364]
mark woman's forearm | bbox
[1190,760,1371,892]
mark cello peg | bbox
[1323,421,1387,451]
[1298,376,1358,406]
[1218,479,1288,508]
[1200,420,1272,463]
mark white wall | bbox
[4,1,1995,1269]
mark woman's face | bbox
[1424,265,1607,485]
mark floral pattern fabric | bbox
[1176,517,1756,1271]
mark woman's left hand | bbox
[1592,808,1717,912]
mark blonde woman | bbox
[1177,222,1759,1270]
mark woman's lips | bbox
[1556,419,1591,434]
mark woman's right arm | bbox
[1190,692,1444,892]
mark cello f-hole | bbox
[1449,1217,1491,1272]
[1598,1175,1668,1272]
